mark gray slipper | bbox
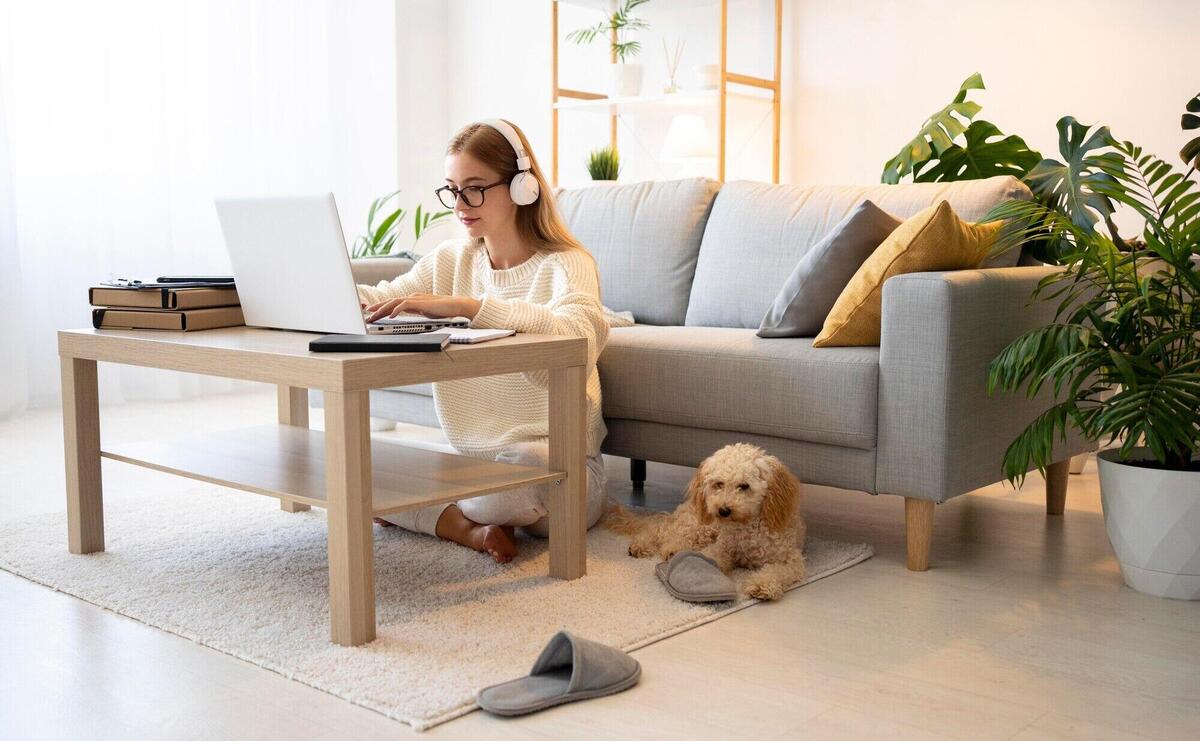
[655,550,737,602]
[477,631,641,716]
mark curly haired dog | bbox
[608,443,806,600]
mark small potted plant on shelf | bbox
[567,0,651,98]
[987,97,1200,600]
[586,146,621,184]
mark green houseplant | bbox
[881,73,1133,264]
[881,73,1042,186]
[586,146,621,181]
[350,190,451,259]
[567,0,650,97]
[986,106,1200,598]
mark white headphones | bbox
[476,118,541,206]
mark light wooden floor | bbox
[1,389,1197,740]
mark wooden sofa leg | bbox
[905,498,934,571]
[1045,459,1070,516]
[630,458,646,490]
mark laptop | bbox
[214,193,469,335]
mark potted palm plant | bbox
[987,105,1200,599]
[567,0,650,98]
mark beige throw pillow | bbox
[812,201,1001,347]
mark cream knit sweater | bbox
[357,239,608,458]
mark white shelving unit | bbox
[552,87,772,113]
[551,0,782,185]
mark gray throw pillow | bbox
[757,200,901,338]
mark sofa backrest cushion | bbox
[684,175,1032,328]
[555,177,720,326]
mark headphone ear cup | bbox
[509,171,540,206]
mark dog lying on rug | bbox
[607,443,807,600]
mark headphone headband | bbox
[473,118,540,206]
[477,118,531,172]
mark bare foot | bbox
[470,524,518,564]
[435,505,520,564]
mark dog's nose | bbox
[718,506,731,518]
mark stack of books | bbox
[89,279,245,331]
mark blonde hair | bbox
[446,119,590,257]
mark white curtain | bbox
[0,0,398,417]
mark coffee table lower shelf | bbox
[100,424,566,516]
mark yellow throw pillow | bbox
[812,201,1001,347]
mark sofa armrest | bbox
[350,256,415,287]
[876,266,1090,501]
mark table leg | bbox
[547,364,587,580]
[62,357,104,554]
[324,390,376,646]
[277,385,311,513]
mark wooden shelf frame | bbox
[551,0,783,185]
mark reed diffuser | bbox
[662,37,684,94]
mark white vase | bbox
[1097,448,1200,600]
[610,63,643,97]
[693,63,720,90]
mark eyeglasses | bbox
[434,180,508,209]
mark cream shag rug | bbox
[0,486,872,731]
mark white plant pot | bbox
[1097,448,1200,600]
[610,63,643,97]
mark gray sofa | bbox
[339,176,1090,570]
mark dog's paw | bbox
[743,577,784,601]
[627,542,656,558]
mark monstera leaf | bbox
[1182,92,1200,169]
[1024,116,1118,233]
[881,73,985,184]
[914,120,1042,182]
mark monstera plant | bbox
[985,103,1200,600]
[881,74,1133,263]
[882,73,1041,185]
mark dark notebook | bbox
[309,333,450,352]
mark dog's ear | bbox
[761,458,800,533]
[687,460,713,525]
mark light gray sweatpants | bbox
[381,440,607,538]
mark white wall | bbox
[406,0,1198,196]
[789,0,1200,186]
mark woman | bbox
[357,118,609,563]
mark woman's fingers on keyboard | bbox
[366,298,405,322]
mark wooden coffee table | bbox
[57,327,589,646]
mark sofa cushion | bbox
[598,325,880,450]
[758,200,901,338]
[555,178,720,325]
[814,201,1002,347]
[685,175,1031,328]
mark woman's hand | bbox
[364,294,482,323]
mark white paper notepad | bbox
[443,328,516,344]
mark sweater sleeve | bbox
[355,251,436,305]
[470,253,609,386]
